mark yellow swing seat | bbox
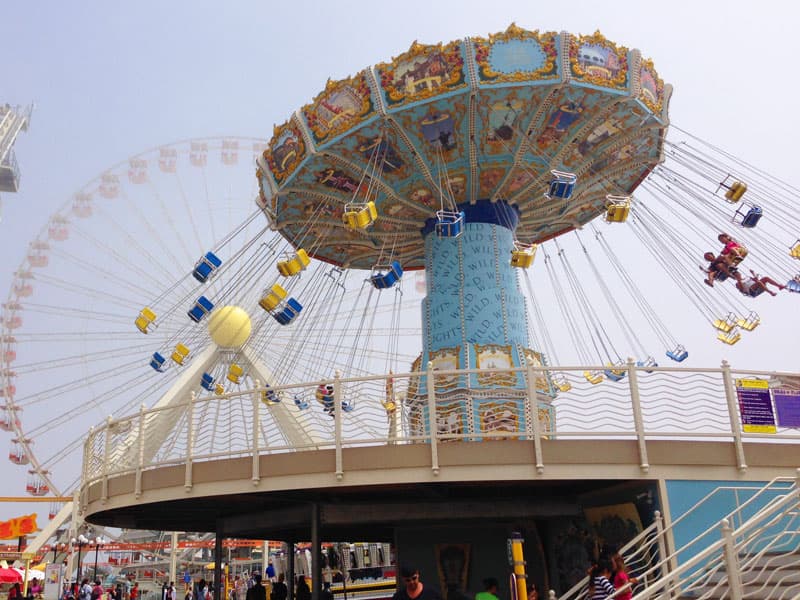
[583,370,604,385]
[277,248,311,277]
[736,312,760,332]
[604,195,631,223]
[724,180,747,202]
[259,283,287,312]
[789,240,800,260]
[712,314,737,333]
[551,373,572,392]
[510,242,538,268]
[171,343,190,365]
[214,383,225,396]
[135,307,157,334]
[227,363,244,384]
[717,329,742,345]
[343,201,377,229]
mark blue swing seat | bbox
[200,372,216,391]
[273,298,303,325]
[370,260,404,289]
[435,210,465,238]
[546,170,577,200]
[666,345,689,362]
[150,352,166,372]
[603,364,627,382]
[636,357,658,373]
[342,399,355,413]
[786,278,800,293]
[188,295,215,323]
[733,205,763,228]
[293,394,310,410]
[192,251,222,283]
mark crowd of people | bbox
[10,551,639,600]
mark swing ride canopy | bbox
[256,24,671,270]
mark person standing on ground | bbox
[526,583,538,600]
[245,575,265,600]
[392,567,442,600]
[294,578,310,600]
[474,578,498,600]
[269,575,287,600]
[235,576,247,600]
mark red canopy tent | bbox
[0,567,22,583]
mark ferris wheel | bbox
[0,136,425,499]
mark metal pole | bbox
[93,543,100,580]
[77,544,83,581]
[185,392,196,491]
[311,505,320,600]
[333,371,343,480]
[136,403,147,498]
[170,532,179,589]
[425,361,439,475]
[287,541,295,600]
[627,358,649,472]
[525,362,543,474]
[252,382,261,485]
[720,519,743,600]
[214,530,223,600]
[102,415,113,502]
[720,361,747,471]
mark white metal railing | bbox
[625,474,800,600]
[80,361,800,495]
[552,473,800,600]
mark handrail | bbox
[628,483,800,599]
[554,474,800,600]
[80,363,800,493]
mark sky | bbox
[1,0,799,522]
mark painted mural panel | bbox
[569,32,629,91]
[264,120,307,185]
[638,58,665,114]
[376,40,467,108]
[301,72,375,145]
[473,25,559,84]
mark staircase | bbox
[552,472,800,600]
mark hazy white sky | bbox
[1,0,799,521]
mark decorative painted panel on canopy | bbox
[375,40,467,108]
[263,120,307,185]
[638,58,666,114]
[301,72,375,145]
[472,26,560,84]
[569,31,630,91]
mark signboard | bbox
[0,514,38,540]
[735,379,776,433]
[45,564,62,600]
[773,389,800,428]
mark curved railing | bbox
[80,361,800,498]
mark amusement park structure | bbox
[0,103,33,218]
[2,24,800,600]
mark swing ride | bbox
[3,26,800,504]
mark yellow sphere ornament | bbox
[207,305,252,348]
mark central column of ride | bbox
[418,200,550,437]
